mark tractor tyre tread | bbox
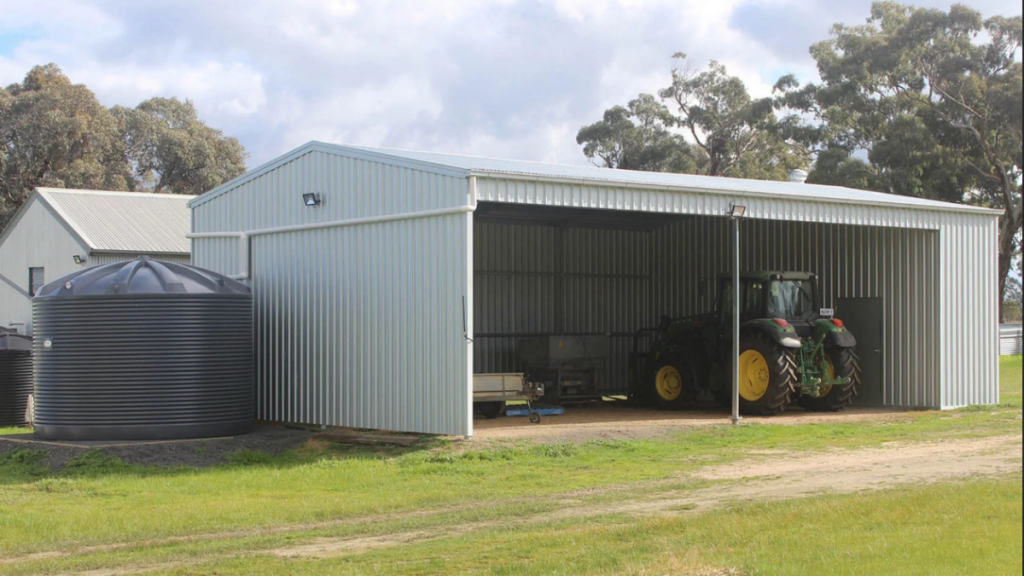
[736,332,796,416]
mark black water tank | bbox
[0,329,32,427]
[32,257,254,441]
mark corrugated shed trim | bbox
[475,178,974,230]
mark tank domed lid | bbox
[0,330,32,351]
[35,256,251,298]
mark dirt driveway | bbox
[11,433,1017,575]
[185,434,1024,561]
[472,402,914,443]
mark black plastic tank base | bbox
[32,256,255,442]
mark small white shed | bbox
[0,188,193,335]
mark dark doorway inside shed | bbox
[471,201,940,411]
[472,202,698,401]
[837,297,885,407]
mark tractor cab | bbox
[716,272,823,338]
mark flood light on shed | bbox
[73,254,86,264]
[302,192,322,207]
[727,205,746,218]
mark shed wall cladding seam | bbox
[474,213,946,408]
[191,151,471,436]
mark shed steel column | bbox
[731,214,741,425]
[465,177,478,437]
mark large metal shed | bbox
[189,141,1002,436]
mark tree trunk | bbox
[997,199,1023,322]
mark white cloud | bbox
[272,75,444,150]
[1,0,1020,169]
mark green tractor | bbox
[630,271,862,414]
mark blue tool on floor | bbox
[506,406,564,418]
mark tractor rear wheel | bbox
[731,333,797,415]
[798,346,861,412]
[648,356,698,410]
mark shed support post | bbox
[465,177,478,437]
[731,214,742,426]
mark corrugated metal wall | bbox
[192,150,470,277]
[192,151,473,435]
[474,207,948,408]
[939,215,1000,406]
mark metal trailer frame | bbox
[472,373,544,423]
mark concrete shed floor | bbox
[471,402,914,443]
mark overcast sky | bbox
[0,0,1019,169]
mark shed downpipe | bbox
[187,205,477,280]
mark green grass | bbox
[0,450,48,483]
[136,474,1018,576]
[0,356,1019,574]
[1,403,1019,557]
[1000,355,1022,408]
[0,426,31,436]
[10,475,1013,576]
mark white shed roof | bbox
[35,188,193,254]
[347,145,1001,215]
[190,141,1000,216]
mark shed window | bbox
[29,267,44,296]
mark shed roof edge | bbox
[188,141,472,209]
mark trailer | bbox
[473,373,544,423]
[517,335,610,402]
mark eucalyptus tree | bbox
[114,97,247,194]
[658,54,804,179]
[778,2,1022,318]
[577,93,702,173]
[0,64,131,228]
[1,64,248,233]
[577,56,804,181]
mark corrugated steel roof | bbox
[189,141,1001,216]
[345,145,1000,214]
[36,188,193,254]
